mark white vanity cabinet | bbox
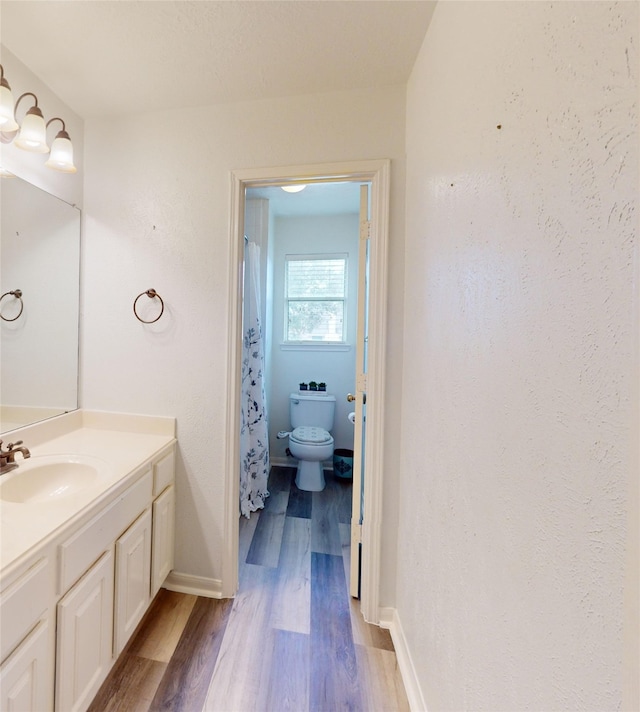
[0,439,176,712]
[55,549,115,712]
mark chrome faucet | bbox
[0,440,31,475]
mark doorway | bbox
[223,160,390,624]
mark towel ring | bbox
[133,288,164,324]
[0,289,24,322]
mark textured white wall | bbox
[399,2,638,710]
[82,86,406,600]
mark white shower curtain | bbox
[239,241,270,517]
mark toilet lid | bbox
[291,426,332,444]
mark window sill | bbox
[280,343,351,352]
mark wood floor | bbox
[88,466,409,712]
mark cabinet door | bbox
[114,508,152,655]
[151,485,175,596]
[56,548,114,712]
[0,618,54,712]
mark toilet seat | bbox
[290,426,332,445]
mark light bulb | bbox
[45,131,77,173]
[0,82,18,131]
[14,106,49,153]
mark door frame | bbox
[222,159,390,623]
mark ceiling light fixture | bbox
[281,184,306,193]
[0,64,77,173]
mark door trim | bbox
[222,159,390,624]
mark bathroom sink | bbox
[0,454,112,504]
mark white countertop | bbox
[0,410,176,576]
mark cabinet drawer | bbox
[153,448,175,496]
[58,468,153,594]
[0,558,51,662]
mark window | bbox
[284,254,347,343]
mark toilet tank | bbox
[290,393,336,431]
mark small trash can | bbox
[333,448,354,479]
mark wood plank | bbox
[331,474,353,524]
[87,654,166,712]
[310,552,362,711]
[246,509,287,567]
[239,510,260,567]
[267,465,295,493]
[355,644,411,711]
[310,484,342,556]
[287,481,312,518]
[262,488,290,515]
[150,596,233,711]
[128,588,197,663]
[270,516,311,634]
[240,467,289,567]
[265,630,310,712]
[204,564,277,711]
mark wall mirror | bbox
[0,171,80,434]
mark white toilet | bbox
[283,392,336,491]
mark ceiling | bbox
[0,1,436,120]
[247,181,362,217]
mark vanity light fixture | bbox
[281,184,306,193]
[0,64,77,173]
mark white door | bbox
[349,184,370,598]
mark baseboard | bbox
[270,455,334,471]
[163,571,223,598]
[269,456,295,468]
[380,606,428,712]
[378,606,395,628]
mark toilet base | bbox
[295,459,326,492]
